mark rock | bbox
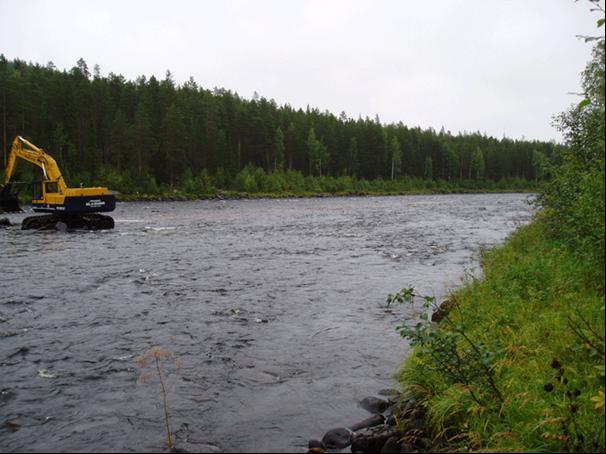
[402,416,426,434]
[321,427,352,449]
[415,437,433,450]
[349,414,385,431]
[351,426,398,453]
[431,298,456,323]
[399,442,416,453]
[169,447,189,453]
[378,388,402,403]
[359,396,390,414]
[385,414,397,426]
[399,398,417,417]
[0,218,10,227]
[307,440,325,450]
[307,448,326,454]
[378,388,399,397]
[380,436,401,453]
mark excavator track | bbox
[21,213,114,231]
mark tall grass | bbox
[397,220,605,452]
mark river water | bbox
[0,194,534,452]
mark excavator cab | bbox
[29,180,58,203]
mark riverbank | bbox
[115,187,536,202]
[393,217,605,452]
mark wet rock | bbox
[359,396,390,414]
[0,218,10,227]
[431,298,456,323]
[321,427,352,449]
[349,414,385,431]
[351,426,398,453]
[307,439,325,449]
[380,436,401,453]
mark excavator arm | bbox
[3,136,68,192]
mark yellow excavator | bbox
[0,136,115,230]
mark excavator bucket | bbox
[0,184,22,213]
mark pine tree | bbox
[273,126,285,171]
[389,136,401,180]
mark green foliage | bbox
[537,29,605,274]
[389,135,401,180]
[389,289,504,408]
[469,147,485,179]
[183,168,215,196]
[273,126,285,171]
[423,155,433,180]
[397,222,605,452]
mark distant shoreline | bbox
[115,188,536,202]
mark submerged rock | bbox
[321,427,352,449]
[0,217,10,227]
[359,396,390,414]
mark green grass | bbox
[398,218,605,452]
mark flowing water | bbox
[0,194,535,452]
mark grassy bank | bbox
[396,217,605,452]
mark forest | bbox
[0,56,560,196]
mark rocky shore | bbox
[306,298,459,453]
[307,390,435,454]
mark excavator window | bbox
[32,182,42,200]
[45,181,58,194]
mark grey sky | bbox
[0,0,601,142]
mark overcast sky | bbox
[0,0,602,142]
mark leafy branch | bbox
[388,287,504,407]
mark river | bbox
[0,193,535,452]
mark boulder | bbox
[351,426,398,453]
[321,427,352,449]
[349,414,385,431]
[359,396,390,414]
[307,440,325,450]
[0,217,10,227]
[385,414,397,426]
[380,436,401,453]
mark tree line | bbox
[0,55,560,195]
